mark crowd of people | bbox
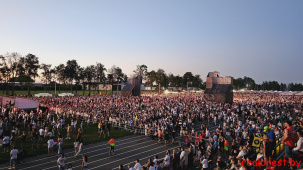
[0,92,302,170]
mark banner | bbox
[252,137,262,147]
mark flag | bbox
[108,138,115,144]
[224,145,228,151]
[252,137,262,147]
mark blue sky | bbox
[0,0,302,84]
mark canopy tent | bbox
[0,96,39,109]
[58,93,74,97]
[15,97,39,109]
[279,91,296,95]
[34,93,52,97]
[295,91,303,96]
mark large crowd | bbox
[0,92,303,170]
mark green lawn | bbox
[0,120,132,164]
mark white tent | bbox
[58,93,74,97]
[34,93,52,97]
[279,91,295,95]
[295,91,303,96]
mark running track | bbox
[0,119,232,170]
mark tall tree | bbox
[65,60,78,93]
[84,65,96,96]
[133,64,148,79]
[0,53,20,95]
[183,72,194,90]
[54,64,66,93]
[155,69,167,93]
[40,64,54,92]
[145,70,156,92]
[108,65,125,95]
[0,55,10,95]
[95,63,107,94]
[18,54,39,95]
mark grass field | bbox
[0,119,133,164]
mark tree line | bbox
[1,52,301,96]
[233,77,303,91]
[0,52,205,96]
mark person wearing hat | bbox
[264,126,276,158]
[282,120,298,169]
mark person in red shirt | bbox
[77,128,82,140]
[201,130,206,139]
[282,120,298,169]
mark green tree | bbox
[145,70,156,92]
[95,63,107,94]
[18,54,39,95]
[40,64,54,92]
[84,65,96,96]
[65,60,79,92]
[183,72,194,90]
[54,64,67,93]
[133,64,148,79]
[155,69,167,93]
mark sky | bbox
[0,0,302,84]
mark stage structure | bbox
[122,76,142,96]
[0,95,39,109]
[203,71,233,103]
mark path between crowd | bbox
[0,119,230,170]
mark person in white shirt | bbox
[39,128,44,142]
[201,155,208,170]
[47,137,54,156]
[292,130,303,157]
[180,147,186,168]
[153,155,160,163]
[128,164,135,170]
[134,159,141,170]
[3,135,10,152]
[162,151,170,168]
[236,146,245,159]
[9,147,18,169]
[57,154,65,170]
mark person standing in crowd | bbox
[9,146,18,169]
[66,124,72,140]
[282,120,298,169]
[292,130,303,158]
[67,164,72,170]
[58,132,63,155]
[81,155,88,170]
[179,147,186,170]
[77,128,82,140]
[3,134,10,152]
[134,159,141,170]
[108,138,115,156]
[119,164,126,170]
[264,125,276,158]
[57,154,65,170]
[107,121,111,136]
[32,130,38,149]
[128,164,135,170]
[48,137,54,156]
[75,139,83,158]
[74,139,78,156]
[263,134,271,166]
